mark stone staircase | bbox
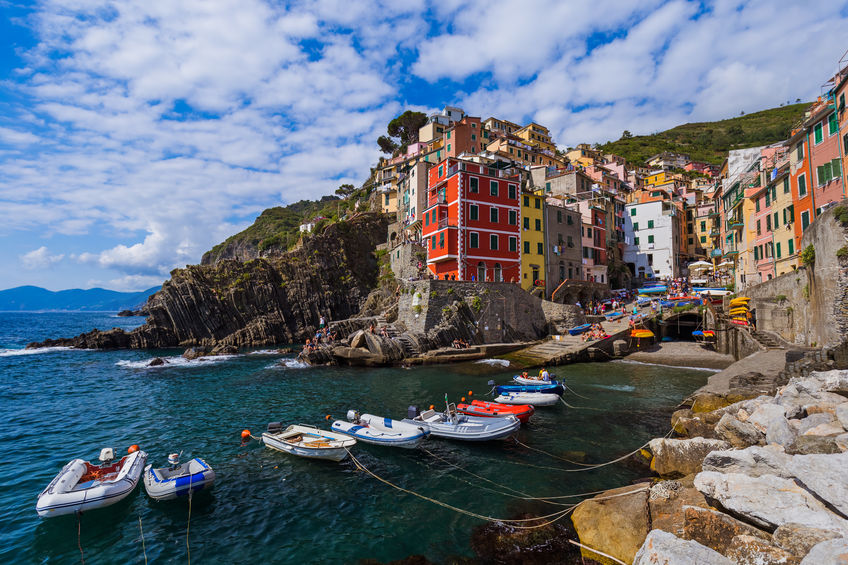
[375,315,418,355]
[751,329,784,350]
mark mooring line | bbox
[77,511,85,565]
[138,515,148,565]
[347,449,576,529]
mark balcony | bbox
[427,192,447,208]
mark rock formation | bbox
[28,213,390,350]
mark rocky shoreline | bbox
[563,343,848,565]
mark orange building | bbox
[421,158,521,282]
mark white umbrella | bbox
[716,261,734,268]
[688,261,713,271]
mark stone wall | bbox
[388,241,427,280]
[397,280,584,343]
[744,201,848,347]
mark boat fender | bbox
[127,444,139,454]
[241,429,252,441]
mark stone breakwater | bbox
[570,363,848,565]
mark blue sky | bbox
[1,0,847,291]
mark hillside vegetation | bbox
[599,103,809,165]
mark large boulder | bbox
[682,505,772,555]
[469,513,578,564]
[648,437,730,478]
[701,445,791,477]
[714,413,764,448]
[571,484,650,564]
[671,408,721,439]
[633,529,732,565]
[786,452,848,517]
[774,385,847,419]
[786,435,845,455]
[725,534,798,565]
[803,422,846,436]
[793,412,838,435]
[800,536,848,565]
[748,404,796,446]
[837,403,848,430]
[648,478,708,537]
[693,471,848,532]
[773,523,844,558]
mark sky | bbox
[1,0,847,291]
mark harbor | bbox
[0,312,713,564]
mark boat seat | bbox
[419,409,437,421]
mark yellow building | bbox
[521,190,546,292]
[771,167,798,276]
[515,123,556,154]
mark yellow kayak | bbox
[729,297,750,306]
[631,329,654,338]
[729,307,749,315]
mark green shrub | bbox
[430,291,438,299]
[800,244,815,266]
[803,284,810,299]
[470,296,482,312]
[838,246,848,260]
[833,205,848,226]
[412,304,422,314]
[775,294,787,302]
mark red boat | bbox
[456,399,534,423]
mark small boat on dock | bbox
[495,382,563,396]
[494,392,560,407]
[37,447,147,518]
[262,423,356,462]
[402,405,519,441]
[456,399,534,423]
[143,454,215,501]
[332,411,428,448]
[567,324,592,336]
[605,311,625,321]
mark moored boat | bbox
[262,423,356,462]
[494,392,560,407]
[143,454,215,501]
[456,399,534,423]
[567,324,591,336]
[37,447,147,518]
[401,405,519,441]
[512,375,559,386]
[495,382,563,395]
[331,411,428,448]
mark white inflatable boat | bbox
[143,454,215,501]
[401,405,520,441]
[495,392,560,407]
[36,447,147,518]
[332,411,428,448]
[262,423,356,462]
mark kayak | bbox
[456,399,534,423]
[631,329,654,338]
[568,324,591,336]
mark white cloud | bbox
[20,246,64,269]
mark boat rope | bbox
[186,488,192,565]
[76,511,85,565]
[564,384,591,400]
[568,539,628,565]
[514,428,672,475]
[513,439,597,467]
[346,448,576,529]
[558,396,603,411]
[138,515,148,565]
[421,448,572,507]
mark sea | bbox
[0,312,713,564]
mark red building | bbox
[422,158,521,282]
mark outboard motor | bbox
[266,422,283,434]
[98,447,115,464]
[168,453,180,470]
[346,410,360,423]
[407,405,420,419]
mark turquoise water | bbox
[0,312,712,563]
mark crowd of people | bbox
[451,339,469,349]
[580,322,610,342]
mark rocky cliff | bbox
[29,213,390,349]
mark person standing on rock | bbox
[319,315,326,329]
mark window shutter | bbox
[833,158,842,179]
[817,165,825,186]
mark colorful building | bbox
[543,201,582,297]
[520,190,546,292]
[623,200,681,281]
[422,158,521,282]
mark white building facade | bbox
[623,200,681,281]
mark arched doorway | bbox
[493,263,502,282]
[477,262,486,282]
